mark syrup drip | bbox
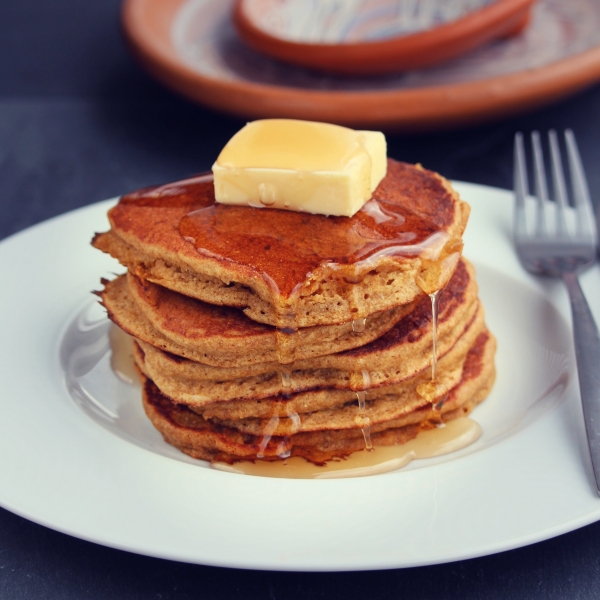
[213,417,481,479]
[416,289,449,425]
[415,236,463,296]
[349,369,373,451]
[352,317,367,333]
[271,303,300,447]
[413,234,461,424]
[275,327,297,364]
[271,355,299,448]
[257,401,302,459]
[281,367,293,389]
[355,391,373,450]
[256,415,290,459]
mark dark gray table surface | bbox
[3,2,600,598]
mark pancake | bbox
[98,272,413,368]
[134,298,483,408]
[211,328,496,436]
[134,321,483,429]
[128,259,481,407]
[93,160,470,328]
[141,330,496,465]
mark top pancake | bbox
[93,160,470,328]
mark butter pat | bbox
[212,119,387,217]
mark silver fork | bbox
[514,130,600,496]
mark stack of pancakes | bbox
[93,160,496,465]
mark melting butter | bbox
[212,417,481,479]
[212,119,386,217]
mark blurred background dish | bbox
[122,0,600,130]
[233,0,535,75]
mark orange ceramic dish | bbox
[233,0,535,75]
[121,0,600,131]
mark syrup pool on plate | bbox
[212,418,482,479]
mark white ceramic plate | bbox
[1,182,599,571]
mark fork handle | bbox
[562,271,600,496]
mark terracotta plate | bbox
[122,0,600,131]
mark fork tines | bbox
[514,130,597,245]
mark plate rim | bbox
[122,0,600,130]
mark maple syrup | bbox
[416,290,449,420]
[280,367,293,389]
[347,369,373,449]
[352,317,367,333]
[212,417,481,479]
[354,390,373,450]
[256,415,286,459]
[176,162,457,304]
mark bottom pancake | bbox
[141,330,496,466]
